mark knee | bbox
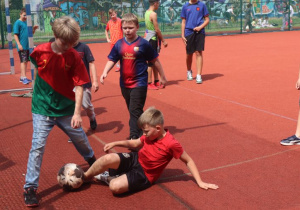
[195,51,202,56]
[96,154,113,167]
[109,179,125,194]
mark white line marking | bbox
[176,85,297,122]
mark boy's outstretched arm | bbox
[100,60,115,84]
[104,139,143,153]
[179,151,219,190]
[152,58,167,85]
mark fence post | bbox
[288,0,291,30]
[240,0,243,33]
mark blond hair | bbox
[52,16,80,45]
[138,107,164,128]
[121,13,139,27]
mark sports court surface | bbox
[1,31,300,209]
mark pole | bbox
[4,0,15,74]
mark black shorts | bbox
[148,39,158,67]
[109,152,152,192]
[18,50,29,63]
[186,32,205,54]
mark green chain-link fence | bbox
[0,0,298,48]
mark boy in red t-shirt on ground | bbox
[84,107,218,194]
[105,8,123,71]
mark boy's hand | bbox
[71,114,82,129]
[33,25,39,30]
[103,143,114,153]
[92,80,99,92]
[162,40,168,47]
[181,36,187,45]
[100,73,107,84]
[107,38,111,43]
[296,79,300,90]
[193,26,202,32]
[199,182,219,190]
[18,44,23,51]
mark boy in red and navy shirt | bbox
[100,13,167,140]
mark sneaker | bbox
[19,78,30,85]
[94,171,110,185]
[24,187,39,207]
[68,139,72,143]
[148,83,158,90]
[90,118,97,130]
[154,81,165,89]
[196,74,202,84]
[242,30,247,33]
[280,135,300,146]
[187,70,193,81]
[87,155,96,166]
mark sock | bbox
[154,80,159,83]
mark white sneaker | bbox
[94,171,109,185]
[187,70,193,81]
[196,74,202,84]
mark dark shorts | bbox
[109,152,152,192]
[186,32,205,54]
[148,39,158,67]
[18,50,29,63]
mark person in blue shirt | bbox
[100,13,167,140]
[181,0,209,84]
[13,8,38,85]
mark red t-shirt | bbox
[106,18,123,46]
[138,130,184,183]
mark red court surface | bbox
[1,31,300,209]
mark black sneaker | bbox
[24,187,39,207]
[280,135,300,146]
[90,119,97,130]
[87,155,96,166]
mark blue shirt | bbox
[108,36,158,88]
[181,1,209,36]
[13,19,29,51]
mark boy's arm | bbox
[89,61,99,92]
[296,65,300,89]
[14,34,23,51]
[71,86,84,129]
[105,30,111,43]
[33,25,39,34]
[150,12,168,47]
[181,18,187,45]
[193,16,210,32]
[100,60,116,84]
[179,151,219,190]
[103,138,143,153]
[152,58,167,85]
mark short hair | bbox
[108,8,116,15]
[121,13,139,27]
[52,16,80,45]
[20,8,26,14]
[138,107,164,128]
[149,0,159,5]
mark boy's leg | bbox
[20,61,27,78]
[195,51,203,76]
[295,108,300,137]
[121,87,147,139]
[56,115,95,165]
[81,88,97,130]
[24,113,54,207]
[84,153,121,179]
[186,54,193,70]
[24,114,55,189]
[147,66,153,84]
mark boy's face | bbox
[142,124,161,141]
[54,38,73,53]
[110,12,117,20]
[122,22,138,40]
[154,1,160,10]
[20,12,27,21]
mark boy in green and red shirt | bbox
[23,16,96,207]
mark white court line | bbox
[176,85,297,122]
[158,146,300,181]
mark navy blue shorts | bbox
[109,152,152,192]
[186,32,205,54]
